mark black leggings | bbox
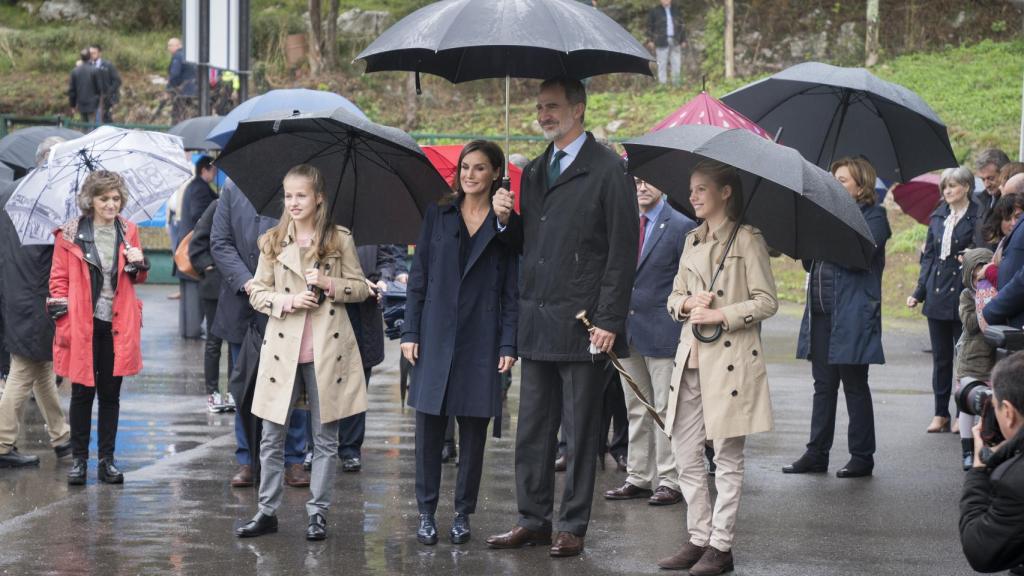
[69,319,123,460]
[927,318,962,419]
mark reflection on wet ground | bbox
[0,286,982,575]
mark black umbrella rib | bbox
[813,88,848,167]
[746,83,842,122]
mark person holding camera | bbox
[956,248,996,470]
[959,351,1024,574]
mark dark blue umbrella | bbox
[0,126,84,179]
[205,88,367,147]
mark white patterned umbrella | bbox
[4,126,192,245]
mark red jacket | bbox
[49,217,147,387]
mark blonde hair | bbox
[259,164,343,262]
[831,157,878,206]
[692,160,744,221]
[78,170,129,216]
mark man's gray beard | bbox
[542,126,564,142]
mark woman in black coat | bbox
[907,166,978,433]
[401,140,518,547]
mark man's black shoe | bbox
[67,457,87,485]
[236,512,278,538]
[0,449,40,468]
[782,454,828,474]
[306,513,327,541]
[54,442,72,459]
[341,457,361,473]
[98,458,124,484]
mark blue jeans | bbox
[230,342,307,466]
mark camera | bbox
[956,380,1005,447]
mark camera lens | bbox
[956,380,992,417]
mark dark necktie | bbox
[548,150,567,187]
[638,214,649,259]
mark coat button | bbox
[336,355,342,362]
[629,310,635,315]
[333,332,339,338]
[538,258,545,264]
[263,339,267,345]
[329,309,335,315]
[686,291,692,296]
[285,287,291,292]
[717,290,724,297]
[344,287,352,295]
[540,215,547,222]
[336,377,342,384]
[724,340,731,347]
[731,390,738,397]
[270,377,276,383]
[274,355,280,360]
[538,301,545,308]
[279,332,284,338]
[752,350,758,356]
[727,365,734,371]
[324,264,330,271]
[670,385,675,392]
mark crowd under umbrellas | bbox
[1,0,1006,574]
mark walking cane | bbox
[576,310,665,431]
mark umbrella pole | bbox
[503,74,511,189]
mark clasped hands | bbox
[292,268,332,310]
[683,291,726,326]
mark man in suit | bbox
[68,49,103,123]
[486,76,639,557]
[646,0,687,85]
[605,178,695,506]
[983,174,1024,329]
[210,181,309,488]
[89,44,121,124]
[179,156,218,341]
[973,148,1011,249]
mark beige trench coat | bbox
[249,224,371,426]
[665,221,778,440]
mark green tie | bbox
[548,150,567,187]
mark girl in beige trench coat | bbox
[656,160,778,576]
[235,164,370,542]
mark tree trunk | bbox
[865,0,880,67]
[307,0,323,77]
[325,0,339,69]
[724,0,735,79]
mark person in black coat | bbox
[486,77,638,557]
[178,156,218,341]
[959,351,1024,574]
[982,175,1024,329]
[907,166,978,434]
[89,44,121,124]
[68,49,103,123]
[189,199,232,412]
[401,140,519,546]
[785,157,891,478]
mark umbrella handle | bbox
[692,323,723,343]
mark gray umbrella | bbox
[0,162,12,184]
[624,124,876,270]
[168,115,222,151]
[721,62,957,182]
[0,126,84,178]
[215,107,450,246]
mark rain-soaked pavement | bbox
[0,284,983,575]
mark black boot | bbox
[67,457,87,485]
[97,458,124,484]
[417,513,438,545]
[236,512,278,538]
[450,513,471,544]
[0,448,40,468]
[962,438,974,471]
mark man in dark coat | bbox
[68,49,103,123]
[973,148,1010,249]
[486,77,639,557]
[189,200,232,413]
[210,180,309,488]
[983,174,1024,329]
[646,0,686,85]
[166,37,197,123]
[178,156,218,340]
[336,244,408,472]
[89,44,121,124]
[959,351,1024,574]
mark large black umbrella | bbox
[216,107,449,246]
[355,0,653,176]
[0,126,83,179]
[721,61,956,182]
[168,115,223,151]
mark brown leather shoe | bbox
[284,463,311,487]
[549,531,584,557]
[486,526,552,549]
[604,482,654,500]
[657,541,707,570]
[230,465,254,488]
[554,454,567,472]
[648,486,683,506]
[689,546,734,575]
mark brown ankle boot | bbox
[657,541,707,570]
[689,546,734,575]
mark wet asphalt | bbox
[0,284,984,575]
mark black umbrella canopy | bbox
[356,0,653,82]
[721,62,956,182]
[168,115,222,151]
[216,107,450,246]
[624,124,876,270]
[0,126,84,177]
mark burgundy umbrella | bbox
[891,173,940,225]
[651,91,769,138]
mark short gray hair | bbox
[35,136,66,166]
[940,165,975,195]
[975,148,1010,171]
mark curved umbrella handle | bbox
[692,322,723,343]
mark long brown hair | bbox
[259,164,343,262]
[692,160,744,221]
[440,140,505,206]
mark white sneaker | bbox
[223,392,237,412]
[207,392,224,413]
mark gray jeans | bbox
[258,362,340,518]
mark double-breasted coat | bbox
[913,201,978,321]
[665,221,778,440]
[248,223,371,426]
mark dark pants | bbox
[927,318,962,418]
[415,410,489,515]
[202,298,224,395]
[601,367,629,460]
[806,314,876,466]
[69,319,123,460]
[337,367,373,459]
[516,359,604,537]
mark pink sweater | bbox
[282,236,335,364]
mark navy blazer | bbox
[983,218,1024,328]
[626,202,696,357]
[913,201,978,322]
[210,181,278,343]
[402,202,518,429]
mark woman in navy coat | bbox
[401,140,518,547]
[785,157,891,479]
[907,166,978,433]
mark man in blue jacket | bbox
[604,178,694,507]
[983,174,1024,328]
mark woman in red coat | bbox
[48,170,148,486]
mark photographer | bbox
[959,351,1024,573]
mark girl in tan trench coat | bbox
[235,164,370,542]
[656,161,778,576]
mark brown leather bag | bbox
[174,231,200,280]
